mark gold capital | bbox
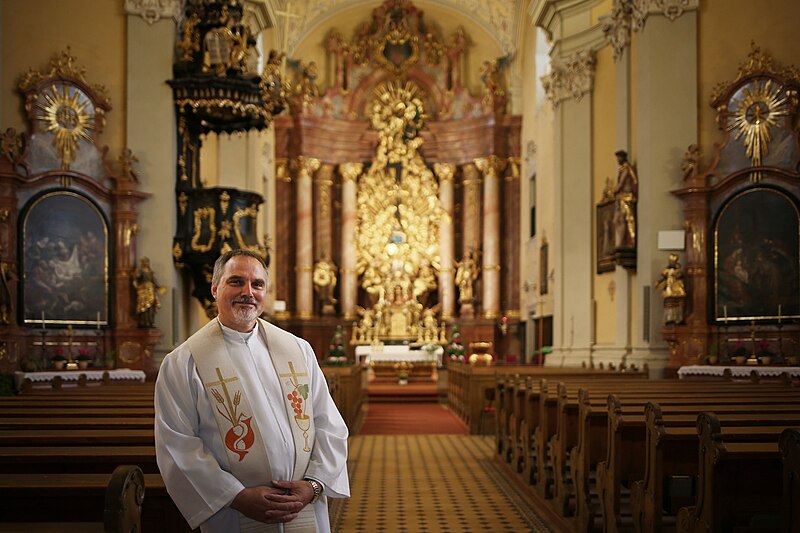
[295,156,321,179]
[433,163,456,183]
[339,162,363,183]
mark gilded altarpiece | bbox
[273,0,521,359]
[665,44,800,373]
[0,50,160,374]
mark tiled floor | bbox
[330,435,553,533]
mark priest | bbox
[155,249,350,532]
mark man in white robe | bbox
[155,250,350,532]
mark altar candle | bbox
[723,305,728,322]
[778,305,782,324]
[41,310,46,330]
[96,311,101,330]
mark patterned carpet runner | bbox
[329,435,553,533]
[358,402,467,435]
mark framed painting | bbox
[21,190,109,327]
[596,199,616,273]
[714,187,800,322]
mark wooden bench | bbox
[595,392,800,533]
[676,412,784,533]
[630,403,800,532]
[0,467,190,532]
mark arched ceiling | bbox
[267,0,522,57]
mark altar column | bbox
[314,163,335,262]
[434,163,456,321]
[475,156,504,319]
[339,163,362,321]
[295,156,320,320]
[460,163,482,318]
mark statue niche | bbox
[353,80,443,344]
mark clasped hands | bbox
[230,479,315,524]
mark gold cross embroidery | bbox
[279,361,308,388]
[206,368,240,420]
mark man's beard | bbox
[231,297,260,323]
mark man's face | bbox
[211,255,267,332]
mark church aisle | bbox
[329,435,553,532]
[358,402,467,435]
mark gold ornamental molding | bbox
[124,0,181,25]
[541,50,596,107]
[191,207,216,252]
[710,42,800,104]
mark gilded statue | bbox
[313,258,338,306]
[455,250,479,303]
[656,253,686,324]
[613,150,638,250]
[133,256,166,328]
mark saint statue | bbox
[656,253,686,324]
[612,150,638,250]
[455,250,479,304]
[133,256,166,328]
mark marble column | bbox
[475,156,505,319]
[460,163,482,318]
[339,163,362,320]
[433,163,456,321]
[314,163,335,261]
[295,156,320,320]
[460,163,482,259]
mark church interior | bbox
[1,0,800,531]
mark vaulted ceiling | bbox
[266,0,523,56]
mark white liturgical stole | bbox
[189,318,317,533]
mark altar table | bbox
[14,368,147,391]
[677,365,800,379]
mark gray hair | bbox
[211,249,268,287]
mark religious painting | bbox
[21,190,108,327]
[715,187,800,322]
[596,199,616,273]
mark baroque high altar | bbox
[272,0,522,357]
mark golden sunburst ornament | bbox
[728,79,791,168]
[36,83,95,170]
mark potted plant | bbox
[397,370,409,385]
[51,348,67,370]
[756,341,774,366]
[731,341,748,365]
[324,325,349,367]
[705,344,719,365]
[446,327,465,363]
[76,348,92,369]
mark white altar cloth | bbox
[14,368,146,391]
[355,345,442,366]
[677,365,800,379]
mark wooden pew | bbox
[676,412,784,533]
[0,468,191,532]
[0,429,154,446]
[0,445,159,474]
[631,403,800,532]
[781,428,800,533]
[557,380,795,520]
[595,391,800,533]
